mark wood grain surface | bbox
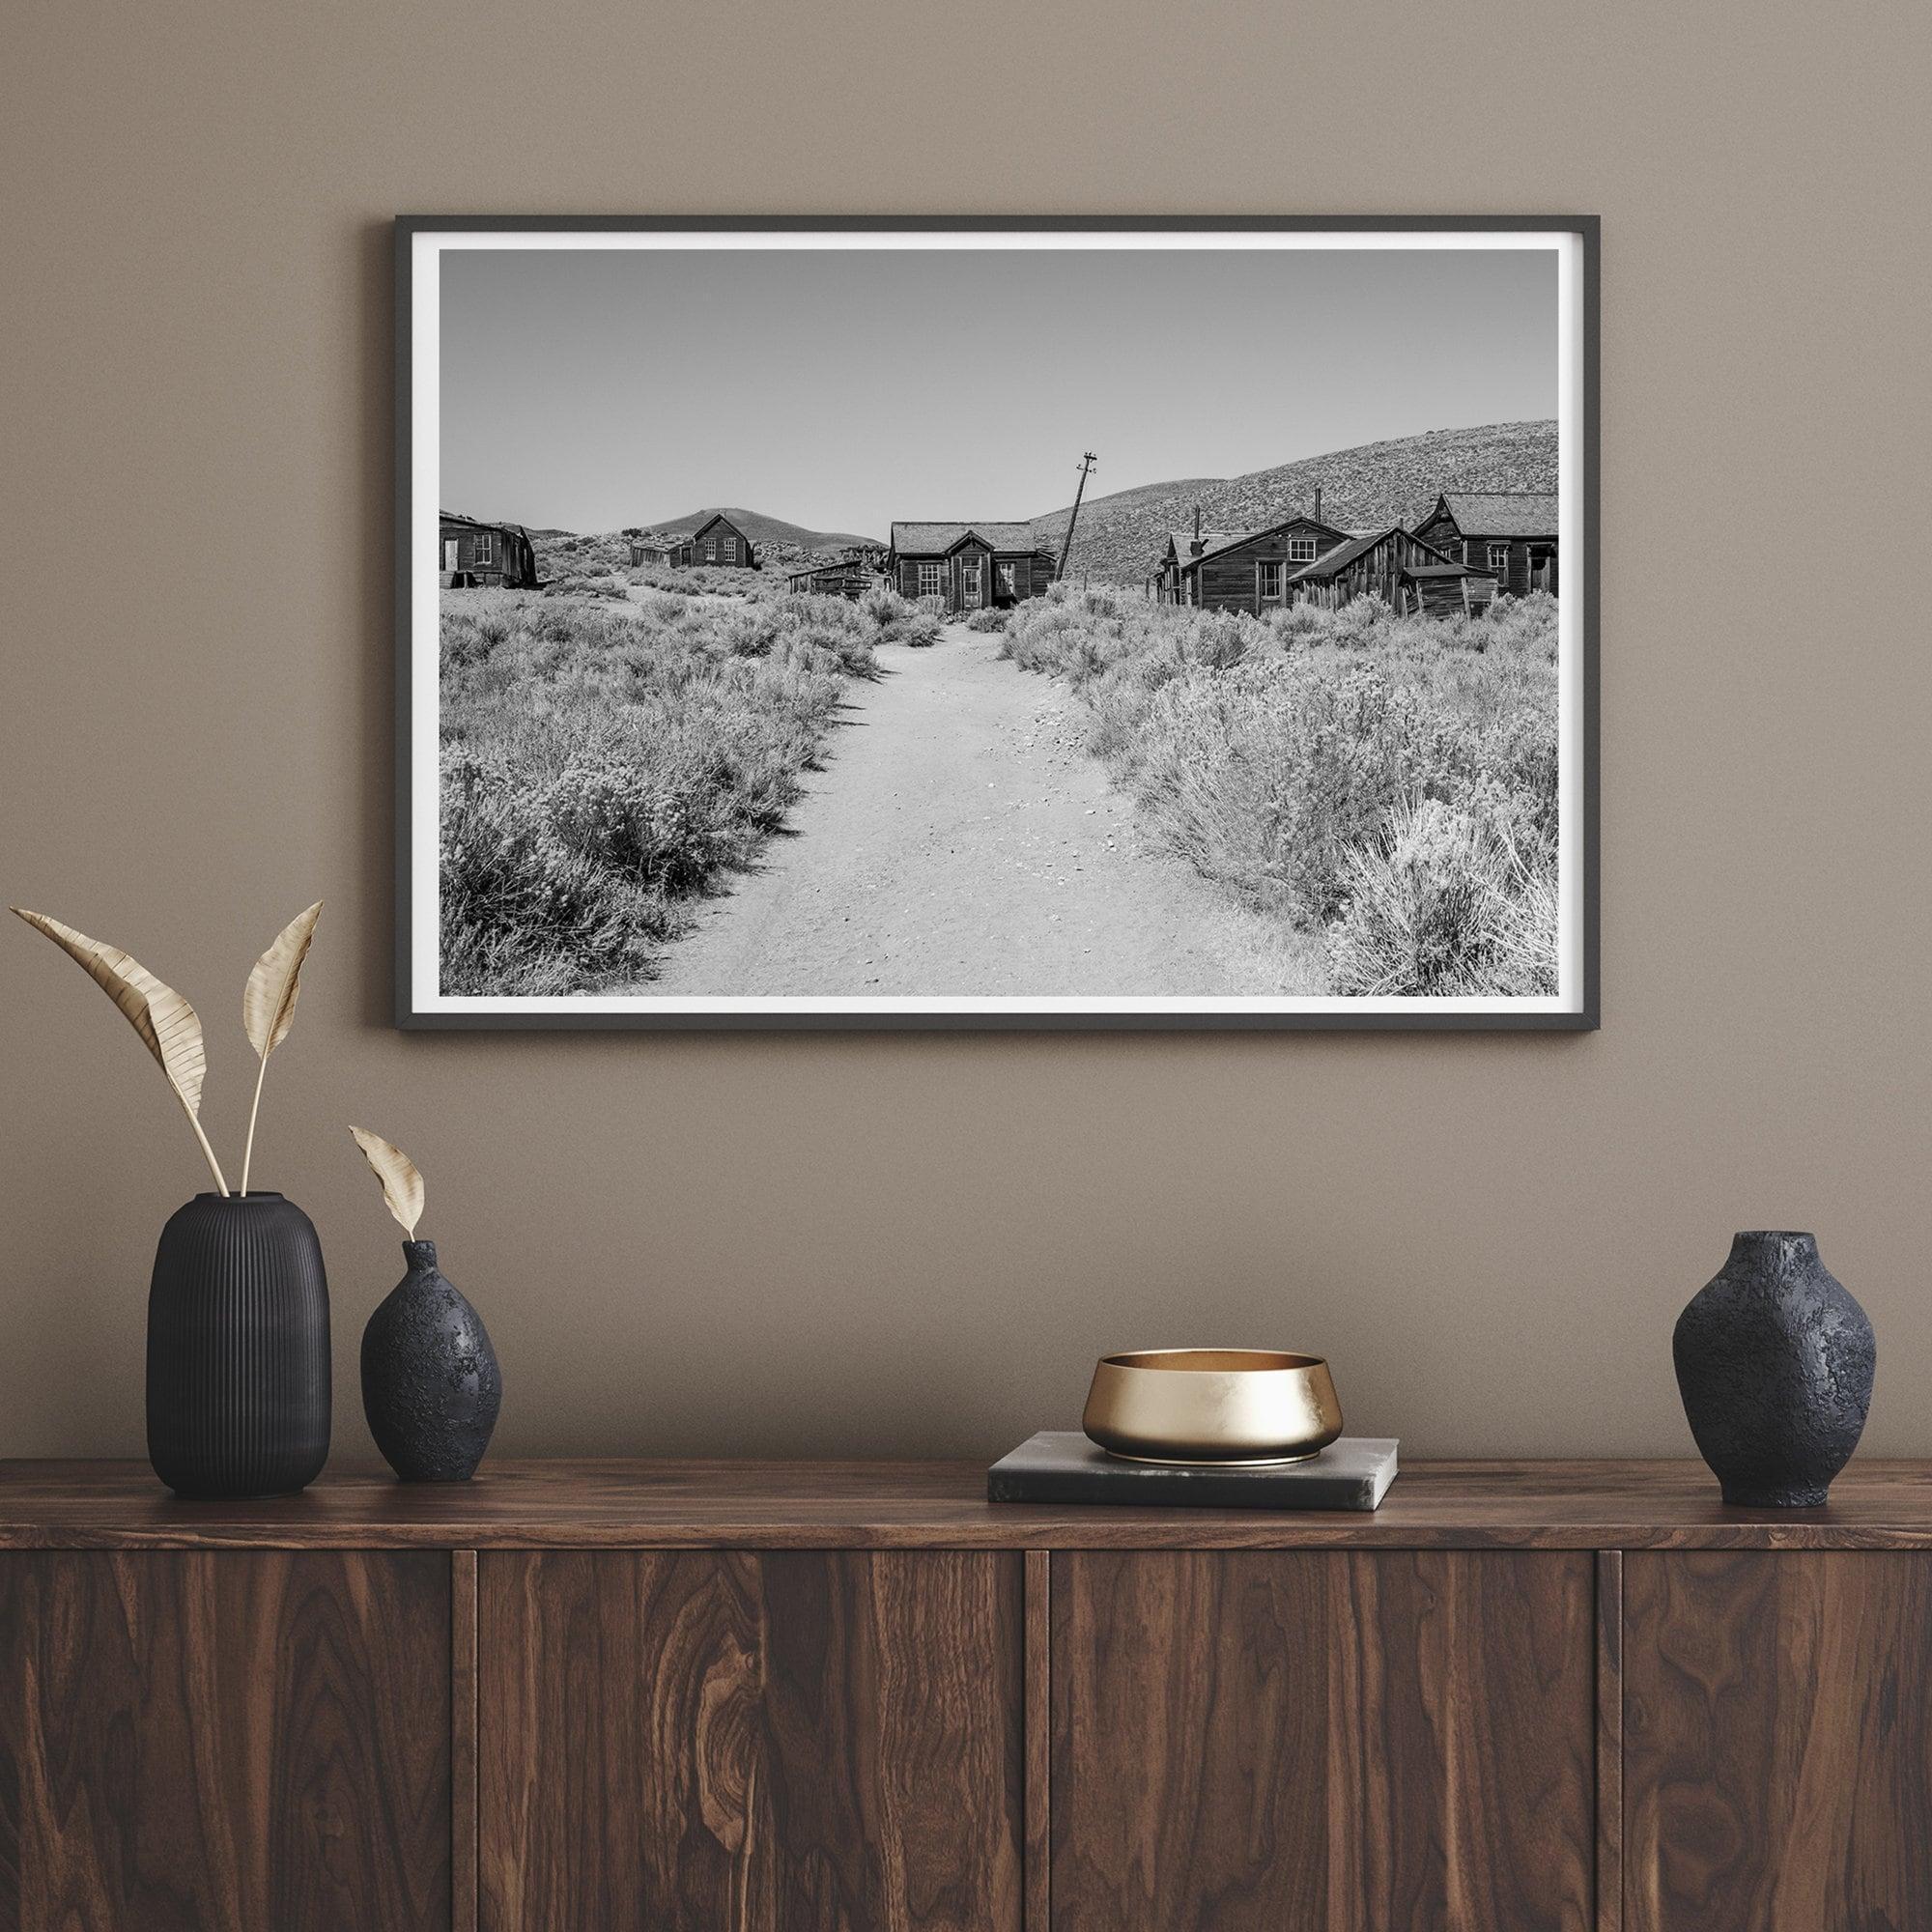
[1624,1551,1932,1931]
[1024,1548,1051,1932]
[1597,1549,1624,1932]
[478,1548,1024,1931]
[7,1459,1932,1550]
[0,1549,451,1931]
[451,1550,479,1932]
[1051,1549,1596,1931]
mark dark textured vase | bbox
[1673,1231,1875,1507]
[361,1240,501,1482]
[147,1192,331,1498]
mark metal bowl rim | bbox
[1095,1348,1330,1377]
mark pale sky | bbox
[440,245,1558,540]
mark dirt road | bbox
[638,624,1321,998]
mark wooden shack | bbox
[628,536,675,568]
[1411,491,1558,596]
[1287,526,1492,614]
[438,512,538,589]
[1157,506,1356,612]
[669,513,757,570]
[784,554,876,599]
[1153,524,1247,606]
[886,523,1057,614]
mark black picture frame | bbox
[396,215,1599,1033]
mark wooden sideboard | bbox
[5,1458,1932,1930]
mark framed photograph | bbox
[398,216,1597,1031]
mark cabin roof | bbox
[1168,514,1366,570]
[1403,562,1479,579]
[1427,491,1558,538]
[1286,526,1402,581]
[892,521,1041,555]
[681,512,753,547]
[1168,530,1254,566]
[1289,526,1462,582]
[439,510,530,539]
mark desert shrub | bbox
[716,602,790,658]
[858,582,908,628]
[437,582,890,993]
[1325,797,1557,997]
[1328,591,1398,645]
[621,559,767,598]
[858,580,939,649]
[965,607,1008,633]
[1125,657,1469,923]
[540,572,632,601]
[1264,602,1326,644]
[439,755,687,996]
[1004,580,1560,994]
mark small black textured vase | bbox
[147,1192,331,1498]
[361,1240,501,1482]
[1673,1231,1875,1507]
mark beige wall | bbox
[5,1,1928,1465]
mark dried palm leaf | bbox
[12,906,229,1193]
[349,1126,424,1238]
[239,900,323,1194]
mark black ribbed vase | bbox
[146,1192,331,1498]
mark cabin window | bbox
[719,536,736,563]
[1488,542,1512,574]
[705,539,718,562]
[1288,536,1319,563]
[997,560,1018,598]
[471,532,495,566]
[918,561,943,598]
[1258,560,1284,599]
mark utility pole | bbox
[1057,451,1097,582]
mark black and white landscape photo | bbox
[403,222,1593,1027]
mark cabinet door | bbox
[1625,1551,1932,1931]
[479,1549,1023,1931]
[1052,1549,1596,1931]
[0,1549,452,1931]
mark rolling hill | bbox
[531,506,876,582]
[1031,420,1557,583]
[524,426,1554,586]
[632,507,876,551]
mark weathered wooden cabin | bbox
[886,523,1057,614]
[1411,491,1558,596]
[783,554,877,599]
[669,513,758,570]
[1287,526,1492,614]
[1156,506,1356,612]
[438,512,538,589]
[627,536,675,567]
[1152,526,1246,605]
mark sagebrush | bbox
[1002,583,1560,995]
[439,583,920,994]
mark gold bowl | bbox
[1081,1348,1344,1465]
